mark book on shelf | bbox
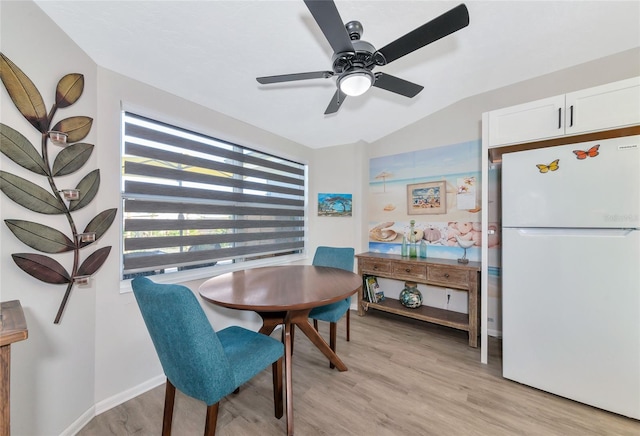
[365,275,384,303]
[364,275,374,302]
[362,275,369,302]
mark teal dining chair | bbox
[308,246,355,369]
[131,277,284,436]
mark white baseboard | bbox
[60,374,166,436]
[95,374,166,415]
[488,328,502,338]
[59,406,95,436]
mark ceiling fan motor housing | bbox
[331,39,376,74]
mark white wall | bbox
[1,1,98,434]
[308,141,367,256]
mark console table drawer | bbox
[391,262,427,280]
[427,266,469,287]
[360,259,391,274]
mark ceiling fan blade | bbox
[304,0,354,54]
[373,73,424,98]
[376,3,469,65]
[257,71,334,84]
[324,89,347,115]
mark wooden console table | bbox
[1,300,28,436]
[356,252,480,347]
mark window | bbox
[121,112,306,280]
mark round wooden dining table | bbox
[199,264,362,436]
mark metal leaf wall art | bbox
[0,53,117,324]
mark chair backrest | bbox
[131,277,235,405]
[312,246,355,272]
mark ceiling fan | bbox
[256,1,470,114]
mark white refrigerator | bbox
[501,135,640,419]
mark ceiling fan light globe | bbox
[339,71,373,96]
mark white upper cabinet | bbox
[487,95,565,147]
[487,77,640,148]
[565,77,640,135]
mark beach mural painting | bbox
[368,140,499,262]
[318,193,352,217]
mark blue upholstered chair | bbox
[308,246,355,369]
[131,277,284,436]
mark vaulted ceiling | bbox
[34,1,640,149]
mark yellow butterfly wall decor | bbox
[536,159,559,173]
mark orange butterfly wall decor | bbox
[536,159,559,173]
[573,144,600,160]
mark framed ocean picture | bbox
[407,181,447,215]
[318,193,352,217]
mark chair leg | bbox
[313,319,319,331]
[291,324,295,354]
[329,322,337,369]
[162,380,176,436]
[272,357,284,419]
[346,309,350,342]
[204,403,219,436]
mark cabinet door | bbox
[487,95,565,147]
[565,77,640,135]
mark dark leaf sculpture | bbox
[78,247,112,276]
[0,53,48,131]
[0,171,66,214]
[52,116,93,143]
[12,253,71,284]
[0,52,117,323]
[52,143,94,176]
[69,169,100,212]
[0,124,48,175]
[5,220,75,253]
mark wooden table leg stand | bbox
[258,309,350,436]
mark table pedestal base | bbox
[258,310,348,436]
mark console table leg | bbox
[1,345,11,436]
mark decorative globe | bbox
[399,281,423,308]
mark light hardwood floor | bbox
[79,311,639,435]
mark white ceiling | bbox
[34,1,640,149]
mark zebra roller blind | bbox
[122,112,306,278]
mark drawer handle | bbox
[373,266,378,270]
[405,268,411,273]
[444,273,450,278]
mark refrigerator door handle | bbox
[513,228,638,237]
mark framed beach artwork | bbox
[407,181,447,215]
[318,193,352,217]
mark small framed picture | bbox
[318,193,352,217]
[407,181,447,215]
